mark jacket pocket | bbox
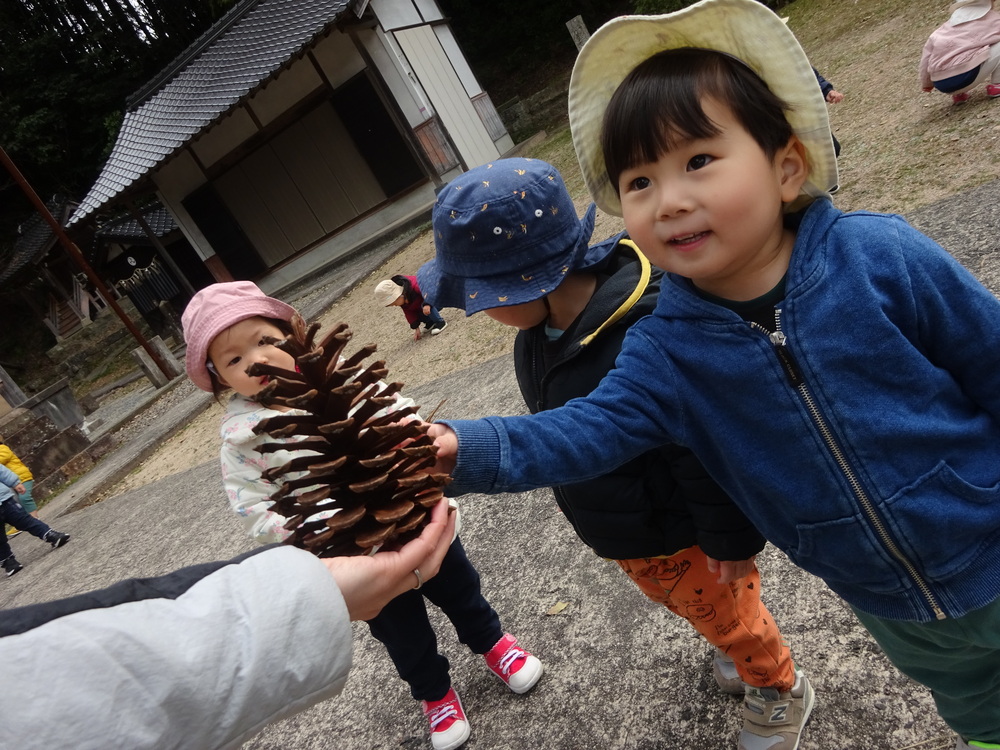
[882,461,1000,580]
[787,514,908,595]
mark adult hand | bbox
[706,555,757,585]
[426,422,457,476]
[323,498,455,620]
[826,89,845,104]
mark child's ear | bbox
[776,136,810,204]
[212,368,230,388]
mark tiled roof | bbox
[96,204,177,241]
[68,0,351,226]
[0,199,76,284]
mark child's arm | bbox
[432,326,680,495]
[918,38,934,91]
[0,463,19,487]
[0,463,24,497]
[667,448,766,571]
[897,220,1000,412]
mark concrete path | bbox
[5,179,998,749]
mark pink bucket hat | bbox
[181,281,296,392]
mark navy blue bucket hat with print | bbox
[418,158,600,315]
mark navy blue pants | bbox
[414,306,445,329]
[933,66,981,94]
[366,536,503,702]
[0,497,53,561]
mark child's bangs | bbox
[601,60,720,183]
[600,49,792,192]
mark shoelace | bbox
[427,702,459,730]
[496,646,526,676]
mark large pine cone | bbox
[247,314,450,557]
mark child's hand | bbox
[426,423,458,476]
[422,304,431,316]
[826,89,845,104]
[13,483,25,495]
[706,555,757,584]
[413,329,421,341]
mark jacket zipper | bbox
[752,310,946,620]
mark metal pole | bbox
[0,145,174,379]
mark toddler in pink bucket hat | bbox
[181,281,296,393]
[180,281,542,750]
[181,281,295,393]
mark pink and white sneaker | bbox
[987,83,1000,98]
[421,687,470,750]
[953,91,971,104]
[484,634,543,694]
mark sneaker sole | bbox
[432,721,470,750]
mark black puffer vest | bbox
[513,236,764,561]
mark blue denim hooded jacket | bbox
[444,198,1000,623]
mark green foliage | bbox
[631,0,787,13]
[0,0,238,242]
[632,0,688,13]
[438,0,633,102]
[0,0,237,391]
[632,0,788,10]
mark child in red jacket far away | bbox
[375,275,447,340]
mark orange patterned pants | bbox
[616,545,795,691]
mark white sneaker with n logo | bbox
[738,670,815,750]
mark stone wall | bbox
[0,407,111,503]
[46,297,155,378]
[496,79,570,143]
